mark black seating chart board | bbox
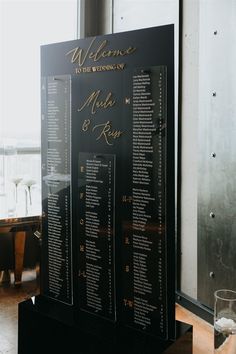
[41,25,175,341]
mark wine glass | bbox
[11,177,23,203]
[23,178,36,215]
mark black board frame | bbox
[39,24,175,342]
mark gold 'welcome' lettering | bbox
[66,37,136,66]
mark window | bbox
[0,0,78,218]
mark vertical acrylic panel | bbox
[121,66,168,337]
[198,1,236,308]
[41,75,73,305]
[78,153,116,320]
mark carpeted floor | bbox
[0,270,39,354]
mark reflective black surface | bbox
[18,296,192,354]
[40,25,175,340]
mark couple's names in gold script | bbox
[78,90,122,146]
[68,37,134,143]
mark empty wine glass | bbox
[23,178,36,215]
[11,177,23,203]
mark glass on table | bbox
[214,289,236,353]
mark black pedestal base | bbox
[18,296,192,354]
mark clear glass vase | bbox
[214,289,236,353]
